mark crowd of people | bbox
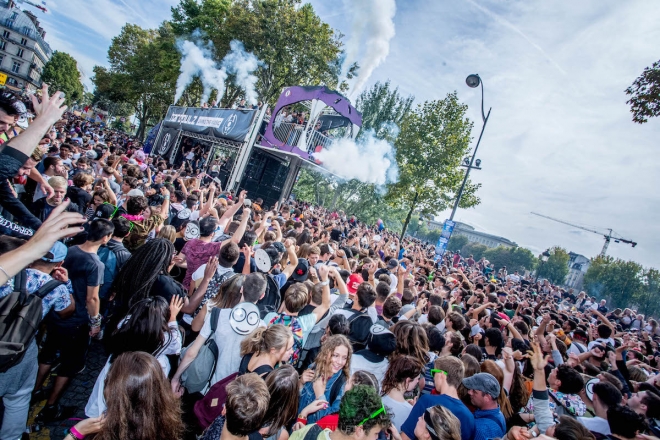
[0,84,659,440]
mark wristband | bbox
[319,280,329,286]
[89,314,102,327]
[164,194,170,200]
[69,426,85,439]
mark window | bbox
[16,48,23,58]
[0,55,3,66]
[20,38,27,46]
[11,60,21,73]
[0,41,5,51]
[2,30,10,39]
[7,77,18,86]
[10,12,18,20]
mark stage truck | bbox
[147,86,362,207]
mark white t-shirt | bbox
[350,353,389,385]
[201,307,265,388]
[381,395,413,431]
[578,416,610,435]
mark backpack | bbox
[0,270,63,372]
[346,309,373,351]
[97,245,118,301]
[268,313,303,365]
[194,371,238,429]
[180,307,221,394]
[256,274,281,319]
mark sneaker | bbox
[34,404,75,424]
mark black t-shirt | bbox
[232,254,257,274]
[149,274,185,303]
[53,246,104,328]
[299,303,316,317]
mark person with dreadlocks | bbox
[106,238,187,334]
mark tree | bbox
[386,93,480,243]
[461,242,488,261]
[482,246,537,275]
[170,0,344,106]
[93,24,177,140]
[447,234,469,252]
[625,60,660,124]
[638,268,660,318]
[41,51,84,104]
[583,256,644,309]
[536,247,570,285]
[355,81,414,142]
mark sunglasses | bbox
[430,369,448,376]
[358,403,386,426]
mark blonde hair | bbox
[240,325,292,357]
[157,225,176,243]
[314,335,352,381]
[48,175,67,190]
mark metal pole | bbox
[449,107,491,220]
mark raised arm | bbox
[280,238,298,279]
[311,265,332,322]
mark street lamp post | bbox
[449,74,492,221]
[535,249,551,283]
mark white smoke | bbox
[312,131,398,185]
[174,39,227,105]
[221,41,262,105]
[174,33,263,106]
[341,0,397,99]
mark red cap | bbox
[347,273,364,294]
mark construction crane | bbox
[15,0,48,13]
[530,212,637,257]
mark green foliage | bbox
[461,241,488,261]
[41,51,84,104]
[536,247,570,285]
[170,0,344,106]
[92,23,177,140]
[447,234,469,252]
[386,93,479,241]
[482,246,537,275]
[583,256,644,309]
[355,81,413,142]
[625,59,660,124]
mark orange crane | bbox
[530,212,637,257]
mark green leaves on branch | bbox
[536,247,570,285]
[41,51,84,104]
[583,256,660,317]
[626,59,660,124]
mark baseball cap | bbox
[271,241,286,254]
[387,259,399,270]
[126,189,144,197]
[364,324,397,359]
[462,373,501,399]
[292,258,309,282]
[95,203,116,219]
[41,241,67,263]
[347,273,364,294]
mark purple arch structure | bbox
[260,86,362,160]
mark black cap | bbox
[292,258,309,282]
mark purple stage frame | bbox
[260,86,362,160]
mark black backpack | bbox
[256,274,282,319]
[0,270,62,372]
[346,309,373,351]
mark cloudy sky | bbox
[35,0,660,267]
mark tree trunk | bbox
[400,191,418,250]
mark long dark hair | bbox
[381,355,423,396]
[261,365,299,436]
[109,297,170,361]
[91,352,183,440]
[208,274,245,310]
[112,238,175,309]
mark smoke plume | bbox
[312,131,398,185]
[341,0,397,99]
[221,40,262,105]
[174,32,263,106]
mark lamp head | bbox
[475,159,481,167]
[466,74,481,88]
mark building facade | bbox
[565,252,590,290]
[427,219,517,248]
[0,0,52,91]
